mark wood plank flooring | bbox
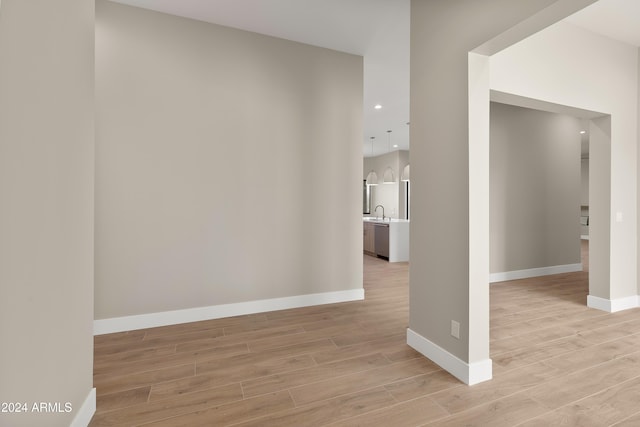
[91,241,640,426]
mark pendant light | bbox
[401,164,410,181]
[383,130,396,184]
[366,137,378,186]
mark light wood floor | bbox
[91,241,640,426]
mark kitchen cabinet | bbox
[363,221,375,255]
[363,218,409,262]
[374,223,389,258]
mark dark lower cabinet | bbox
[374,223,389,259]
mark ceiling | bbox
[109,0,639,157]
[564,0,640,47]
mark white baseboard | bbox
[581,235,590,240]
[587,294,640,313]
[490,263,583,283]
[94,289,365,335]
[406,328,492,386]
[70,388,95,427]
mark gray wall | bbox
[95,1,363,319]
[410,0,568,366]
[0,1,95,426]
[490,102,582,274]
[590,116,612,299]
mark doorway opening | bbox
[487,91,610,302]
[487,92,611,372]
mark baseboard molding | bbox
[581,235,590,240]
[406,328,492,385]
[70,388,95,427]
[94,288,365,335]
[587,294,640,313]
[490,263,583,283]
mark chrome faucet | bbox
[375,204,385,221]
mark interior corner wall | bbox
[491,21,638,301]
[0,1,95,426]
[589,115,612,299]
[95,1,363,321]
[409,0,559,369]
[490,102,582,275]
[638,46,640,298]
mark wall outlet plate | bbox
[451,320,460,339]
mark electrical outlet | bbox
[451,320,460,339]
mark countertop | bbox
[363,217,410,223]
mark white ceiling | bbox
[109,0,639,157]
[564,0,640,47]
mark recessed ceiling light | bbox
[393,144,398,148]
[580,130,586,134]
[374,104,382,110]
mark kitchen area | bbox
[363,148,410,262]
[363,215,409,262]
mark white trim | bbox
[70,388,95,427]
[587,295,611,312]
[490,263,583,283]
[94,289,364,335]
[587,294,639,313]
[580,235,590,240]
[406,328,492,386]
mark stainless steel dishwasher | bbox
[374,222,389,259]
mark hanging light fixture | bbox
[401,164,410,181]
[383,130,396,184]
[401,121,410,181]
[366,137,378,186]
